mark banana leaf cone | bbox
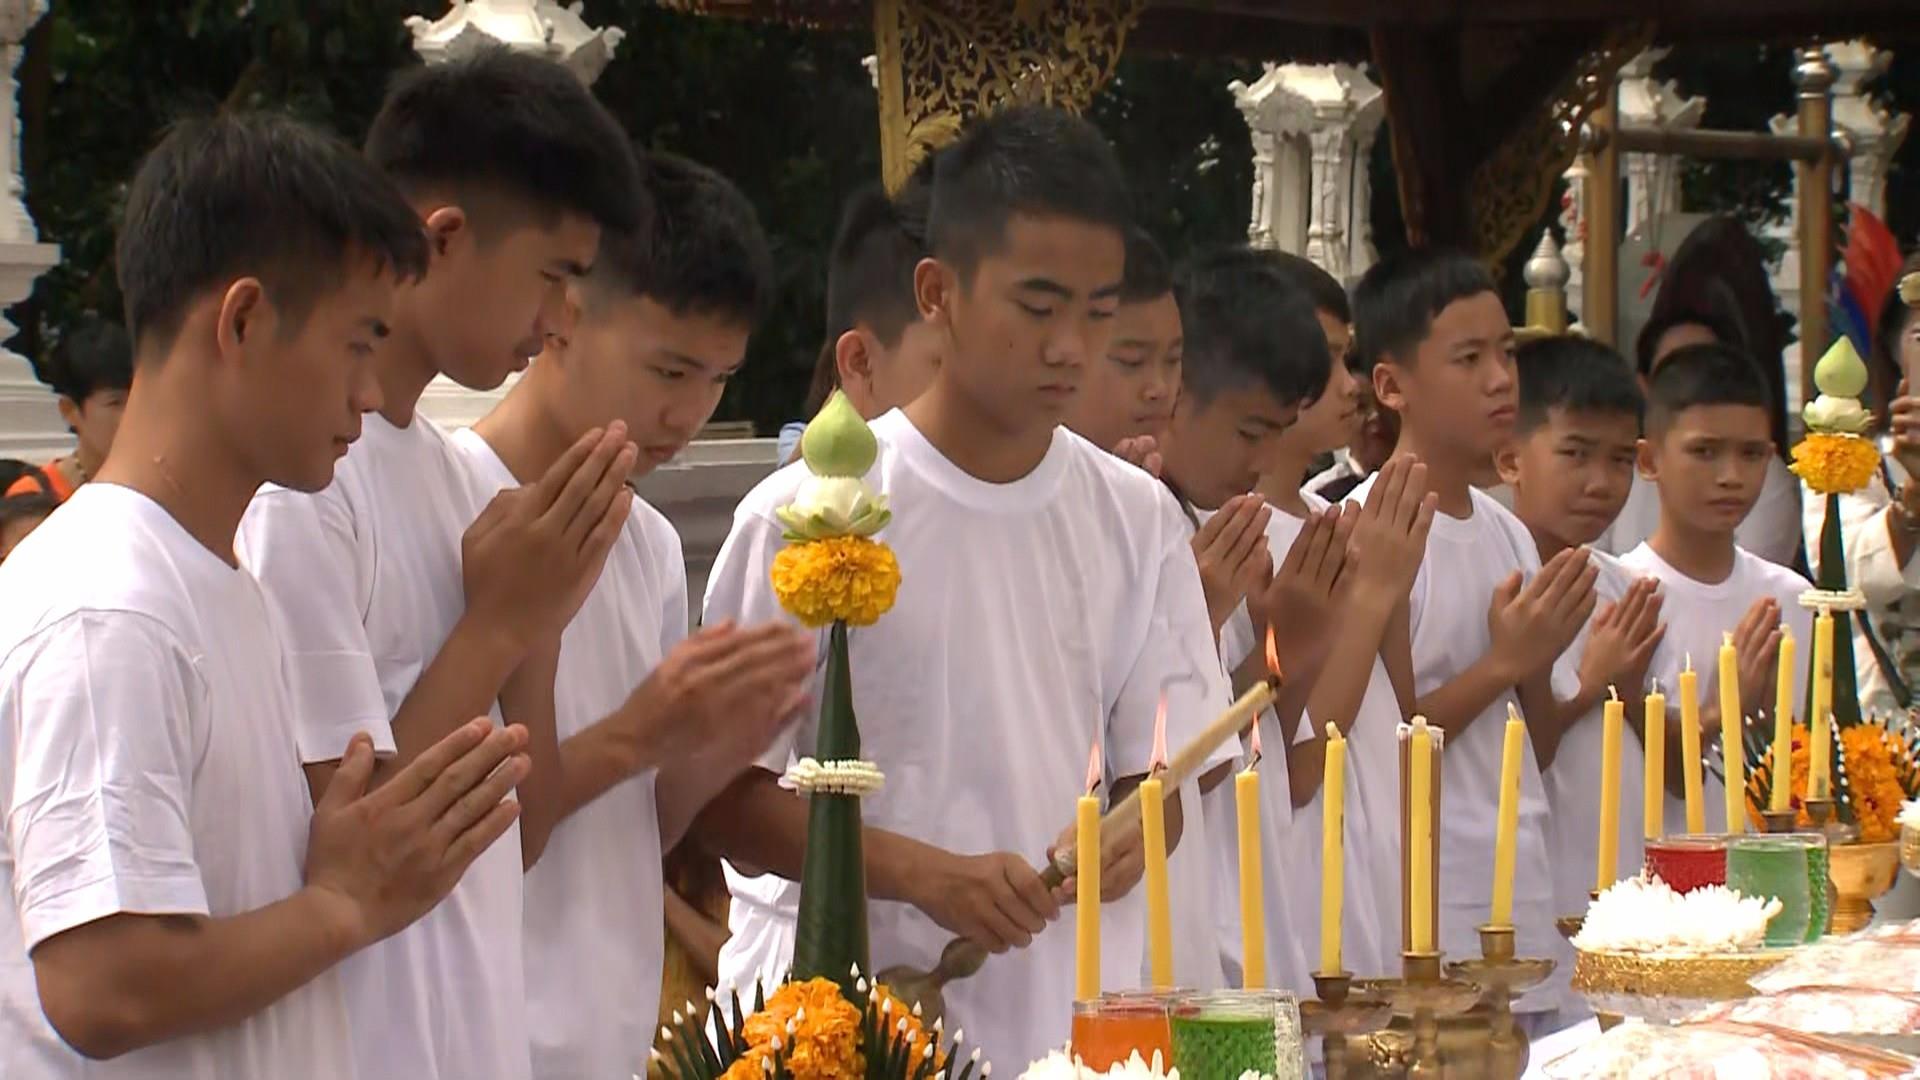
[790,620,870,998]
[1814,493,1864,823]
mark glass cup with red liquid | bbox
[1644,834,1732,893]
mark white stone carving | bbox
[1617,48,1705,235]
[406,0,625,85]
[0,0,66,462]
[1828,39,1908,221]
[1230,63,1384,283]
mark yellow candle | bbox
[1491,703,1526,927]
[1408,718,1435,955]
[1142,696,1173,988]
[1811,607,1834,800]
[1644,682,1666,841]
[1680,657,1705,835]
[1711,634,1742,833]
[1075,741,1101,1001]
[1597,687,1623,892]
[1318,722,1346,975]
[1237,722,1266,989]
[1771,626,1796,813]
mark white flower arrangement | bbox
[1572,874,1782,955]
[1898,797,1920,830]
[1017,1049,1208,1080]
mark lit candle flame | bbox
[1608,683,1619,702]
[1264,624,1283,683]
[1248,716,1264,766]
[1507,701,1523,724]
[1149,690,1169,773]
[1084,738,1102,796]
[1685,652,1694,674]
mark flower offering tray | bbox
[1572,948,1792,1025]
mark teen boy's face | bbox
[1287,316,1360,456]
[562,295,746,474]
[1167,385,1298,510]
[1640,404,1774,535]
[60,387,128,469]
[423,205,601,393]
[241,260,393,492]
[1065,292,1182,451]
[1500,407,1639,548]
[925,214,1124,432]
[1377,291,1516,457]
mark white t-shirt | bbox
[1353,479,1558,1009]
[0,484,356,1079]
[1618,543,1814,838]
[704,411,1232,1070]
[1545,552,1649,919]
[237,414,530,1080]
[1218,495,1393,986]
[455,429,681,1080]
[1600,460,1803,569]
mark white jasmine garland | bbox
[1573,874,1781,954]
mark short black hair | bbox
[0,491,53,526]
[589,150,773,329]
[1514,335,1644,435]
[1634,304,1743,377]
[1175,245,1331,410]
[43,314,132,401]
[1644,341,1771,435]
[928,105,1132,278]
[366,47,644,235]
[825,177,928,348]
[1351,249,1497,370]
[117,111,430,351]
[1265,251,1350,323]
[1120,227,1173,305]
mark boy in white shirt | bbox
[694,106,1234,1070]
[1253,252,1433,984]
[1493,335,1664,919]
[236,52,649,1080]
[453,152,815,1080]
[0,112,531,1078]
[1353,251,1595,1021]
[1617,343,1810,835]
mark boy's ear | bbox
[54,395,82,432]
[1372,359,1407,415]
[835,329,874,394]
[913,256,952,329]
[1635,435,1657,480]
[421,205,469,260]
[1492,439,1523,487]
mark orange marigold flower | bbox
[771,536,901,628]
[1790,432,1881,495]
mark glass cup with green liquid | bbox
[1789,832,1831,942]
[1168,991,1305,1079]
[1726,836,1813,946]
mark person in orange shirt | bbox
[7,316,131,501]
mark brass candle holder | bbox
[1804,796,1836,832]
[1448,924,1556,1080]
[1303,970,1392,1080]
[1356,951,1481,1079]
[1555,889,1598,943]
[1760,808,1799,833]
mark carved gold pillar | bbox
[870,0,1144,194]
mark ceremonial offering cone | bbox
[791,620,869,999]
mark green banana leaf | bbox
[790,619,871,998]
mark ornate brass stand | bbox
[1760,808,1799,833]
[1304,971,1393,1080]
[1449,925,1556,1079]
[1356,951,1481,1079]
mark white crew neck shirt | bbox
[1352,478,1559,1010]
[455,428,684,1080]
[1,484,356,1079]
[237,413,530,1080]
[1618,543,1814,837]
[1599,461,1803,568]
[705,410,1232,1071]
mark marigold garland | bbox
[771,536,901,628]
[1790,432,1881,495]
[1842,725,1907,843]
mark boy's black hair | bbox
[589,150,773,329]
[825,173,929,348]
[1514,335,1644,436]
[1120,227,1173,305]
[1644,341,1771,435]
[42,314,132,402]
[1174,245,1331,410]
[117,111,430,351]
[927,105,1132,278]
[1633,304,1744,377]
[1350,249,1497,371]
[366,47,644,235]
[1265,250,1350,323]
[0,491,54,527]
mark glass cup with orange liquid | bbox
[1071,991,1176,1071]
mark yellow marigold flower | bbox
[771,536,901,628]
[1791,432,1881,495]
[732,978,865,1079]
[1843,725,1907,843]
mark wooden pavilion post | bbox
[1796,45,1835,407]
